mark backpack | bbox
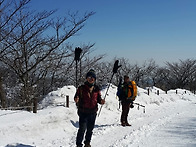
[117,80,137,101]
[127,81,137,101]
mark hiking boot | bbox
[84,141,91,147]
[121,121,126,127]
[121,121,131,127]
[125,122,131,126]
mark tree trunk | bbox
[0,76,6,108]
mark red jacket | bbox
[74,82,102,113]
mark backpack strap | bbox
[129,81,134,98]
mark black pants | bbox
[76,111,97,146]
[121,101,130,123]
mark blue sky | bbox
[30,0,196,66]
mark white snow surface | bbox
[1,84,196,147]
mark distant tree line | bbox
[0,0,196,109]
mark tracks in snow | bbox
[90,101,193,147]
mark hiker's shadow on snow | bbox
[71,120,79,128]
[70,120,115,128]
[94,124,117,128]
[5,144,34,147]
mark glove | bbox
[130,103,134,108]
[101,99,105,105]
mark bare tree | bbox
[0,0,31,55]
[0,74,6,108]
[166,59,196,89]
[139,59,158,87]
[37,42,105,95]
[0,1,95,108]
[152,67,170,90]
[0,0,32,108]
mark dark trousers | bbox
[76,111,97,146]
[121,101,130,123]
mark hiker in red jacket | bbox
[74,69,105,147]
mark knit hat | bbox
[124,75,129,80]
[86,69,96,80]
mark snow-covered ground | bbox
[1,84,196,147]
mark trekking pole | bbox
[133,102,146,113]
[98,60,121,117]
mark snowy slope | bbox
[0,85,196,147]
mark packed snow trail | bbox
[135,102,196,147]
[90,100,196,147]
